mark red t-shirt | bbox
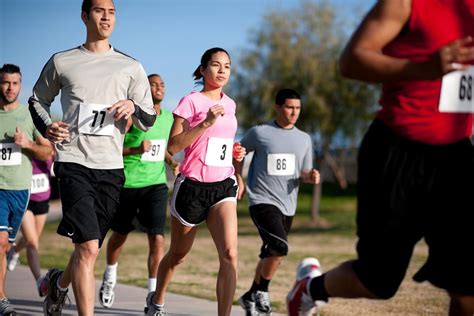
[377,0,474,144]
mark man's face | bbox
[0,72,21,105]
[83,0,116,40]
[149,75,165,104]
[276,98,301,126]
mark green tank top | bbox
[123,108,174,188]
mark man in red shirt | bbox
[287,1,474,315]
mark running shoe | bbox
[287,257,324,316]
[253,290,272,314]
[43,268,69,316]
[6,248,19,271]
[145,292,167,315]
[238,294,258,315]
[99,274,115,308]
[0,297,16,315]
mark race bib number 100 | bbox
[205,137,233,167]
[0,143,21,166]
[439,66,474,113]
[78,103,115,136]
[141,139,166,162]
[267,153,295,176]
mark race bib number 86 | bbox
[267,153,295,176]
[439,66,474,113]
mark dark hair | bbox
[275,89,301,106]
[82,0,114,16]
[0,64,22,78]
[147,73,161,80]
[192,47,230,82]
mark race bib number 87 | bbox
[0,143,21,166]
[205,137,233,167]
[267,153,295,176]
[78,103,115,136]
[439,66,474,113]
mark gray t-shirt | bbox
[29,45,155,169]
[240,121,313,216]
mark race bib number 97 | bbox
[31,173,50,194]
[439,66,474,113]
[0,143,21,166]
[78,103,115,136]
[267,153,295,176]
[141,139,166,162]
[204,137,233,167]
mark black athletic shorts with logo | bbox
[54,162,124,247]
[353,120,474,298]
[27,199,50,215]
[170,174,238,227]
[110,183,168,235]
[250,203,293,258]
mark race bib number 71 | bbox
[439,66,474,113]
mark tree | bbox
[230,0,378,223]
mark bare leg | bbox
[71,240,100,316]
[207,201,238,316]
[153,217,197,305]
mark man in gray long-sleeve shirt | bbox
[28,0,156,315]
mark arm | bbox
[339,0,474,82]
[167,105,225,155]
[15,128,54,161]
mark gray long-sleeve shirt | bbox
[29,45,156,169]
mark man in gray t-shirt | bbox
[235,89,320,315]
[28,1,156,315]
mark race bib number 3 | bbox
[31,173,50,194]
[78,103,115,136]
[267,153,295,176]
[439,66,474,113]
[0,143,21,166]
[204,137,233,167]
[141,139,166,162]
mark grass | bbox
[36,183,448,315]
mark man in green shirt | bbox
[0,64,53,315]
[99,74,178,310]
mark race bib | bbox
[31,173,50,194]
[267,153,295,176]
[439,66,474,113]
[141,139,166,162]
[78,103,115,136]
[204,137,233,167]
[0,143,21,166]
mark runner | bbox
[145,47,245,316]
[28,0,156,315]
[235,88,320,315]
[99,74,178,310]
[6,156,54,298]
[0,63,54,316]
[287,0,474,315]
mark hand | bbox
[201,105,225,128]
[429,36,474,77]
[109,99,135,121]
[46,121,70,144]
[139,140,151,154]
[309,168,320,184]
[14,127,33,149]
[232,142,246,162]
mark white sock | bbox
[148,278,157,292]
[104,262,118,284]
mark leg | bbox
[71,240,100,316]
[153,216,197,305]
[207,201,238,316]
[449,293,474,316]
[147,233,164,279]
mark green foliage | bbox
[231,0,379,149]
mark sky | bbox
[0,0,374,116]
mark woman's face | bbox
[201,51,231,89]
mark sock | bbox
[104,262,118,284]
[243,281,259,300]
[148,278,157,292]
[308,274,329,302]
[257,275,270,292]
